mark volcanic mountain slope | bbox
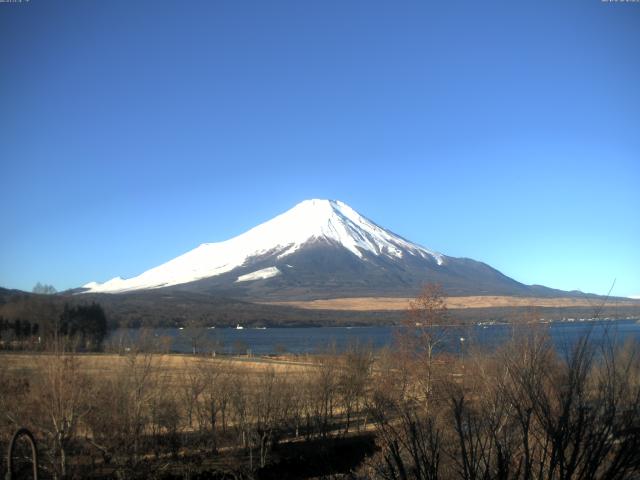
[82,199,572,300]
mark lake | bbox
[107,319,640,356]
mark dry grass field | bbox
[0,350,364,478]
[263,295,640,311]
[2,331,639,479]
[0,352,315,389]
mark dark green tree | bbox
[59,302,108,350]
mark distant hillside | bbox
[2,287,638,329]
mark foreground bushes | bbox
[0,343,374,479]
[367,329,640,480]
[1,327,639,479]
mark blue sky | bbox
[1,0,638,297]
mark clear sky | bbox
[1,0,638,297]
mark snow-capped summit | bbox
[82,199,545,300]
[83,199,444,294]
[239,199,444,263]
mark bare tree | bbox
[32,282,57,295]
[249,367,289,468]
[338,342,374,433]
[397,284,450,409]
[180,358,205,431]
[195,359,234,453]
[182,318,206,355]
[229,366,250,449]
[33,349,93,478]
[368,392,443,480]
[306,353,339,438]
[445,328,640,480]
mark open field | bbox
[2,334,640,479]
[263,295,640,311]
[0,350,373,478]
[0,352,315,381]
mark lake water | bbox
[107,319,640,356]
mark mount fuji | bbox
[82,199,565,300]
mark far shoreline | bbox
[261,295,640,311]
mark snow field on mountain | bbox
[83,199,443,293]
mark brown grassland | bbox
[0,352,314,378]
[263,295,640,311]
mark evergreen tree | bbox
[59,302,108,350]
[14,319,22,339]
